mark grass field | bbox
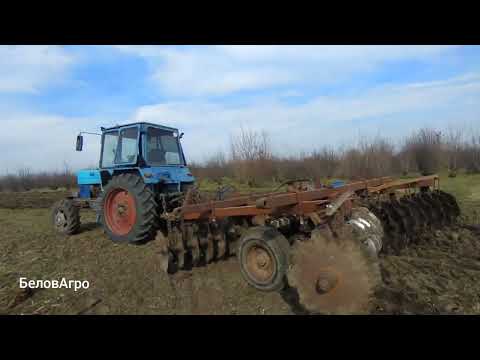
[0,173,479,315]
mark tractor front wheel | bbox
[100,173,158,244]
[52,199,80,235]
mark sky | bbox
[1,45,479,174]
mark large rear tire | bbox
[100,173,158,244]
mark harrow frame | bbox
[177,175,439,222]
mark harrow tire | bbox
[100,173,158,244]
[237,226,290,292]
[52,199,80,235]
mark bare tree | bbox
[404,128,444,176]
[229,127,274,185]
[230,126,272,162]
[445,126,463,175]
[463,132,480,174]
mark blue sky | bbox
[1,45,479,173]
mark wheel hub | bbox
[246,245,275,283]
[315,269,339,294]
[116,203,128,215]
[55,212,66,227]
[104,189,137,236]
[256,249,270,267]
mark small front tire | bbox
[52,199,80,235]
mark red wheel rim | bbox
[104,188,137,236]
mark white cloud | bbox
[114,45,459,97]
[0,111,101,174]
[1,46,477,173]
[0,46,74,93]
[2,70,478,173]
[132,71,480,161]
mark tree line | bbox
[1,125,479,192]
[190,126,480,186]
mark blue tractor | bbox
[52,122,196,243]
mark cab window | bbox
[117,127,138,164]
[101,131,119,167]
[146,127,183,165]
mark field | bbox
[1,174,479,315]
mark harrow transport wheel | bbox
[100,173,158,243]
[287,225,380,315]
[238,226,290,292]
[52,199,80,235]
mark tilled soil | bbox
[0,209,292,315]
[372,227,480,314]
[0,190,479,315]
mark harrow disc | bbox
[433,190,461,223]
[286,224,380,315]
[347,207,384,257]
[400,195,426,235]
[437,190,461,217]
[155,229,172,273]
[205,231,216,263]
[425,192,447,226]
[418,192,443,227]
[366,189,461,254]
[380,201,409,253]
[395,200,416,238]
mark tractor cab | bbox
[97,123,186,169]
[75,122,195,198]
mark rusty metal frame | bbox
[179,175,439,221]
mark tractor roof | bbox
[102,122,179,133]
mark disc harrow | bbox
[152,175,460,313]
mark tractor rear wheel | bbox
[100,173,158,243]
[52,199,80,235]
[237,226,290,292]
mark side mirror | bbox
[76,135,83,151]
[179,132,184,139]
